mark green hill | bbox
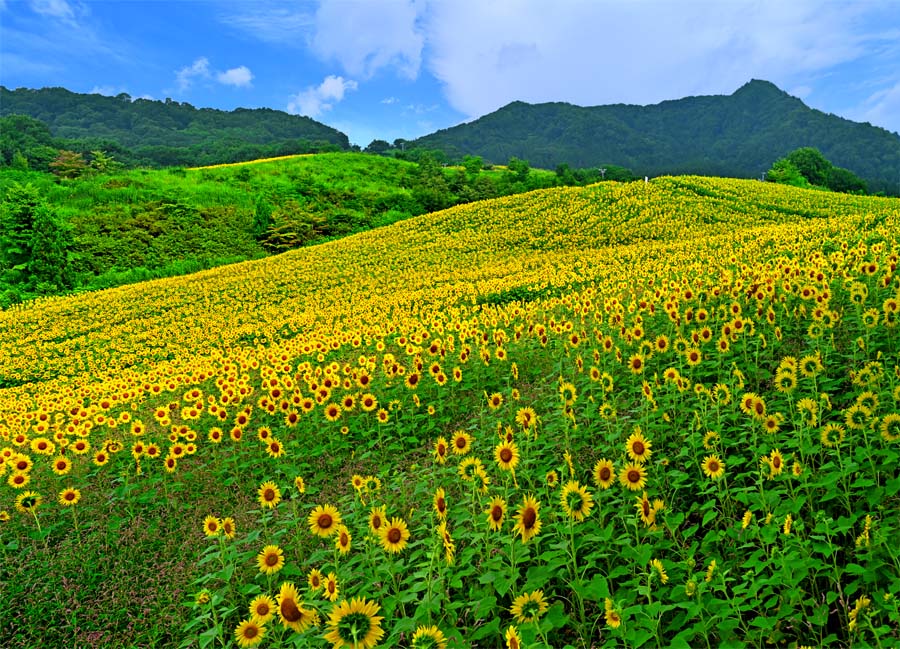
[410,80,900,195]
[0,86,351,168]
[0,152,560,303]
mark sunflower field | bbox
[1,176,899,648]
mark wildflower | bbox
[510,590,549,623]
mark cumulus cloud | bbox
[287,75,358,118]
[175,57,211,91]
[311,0,424,79]
[423,1,872,118]
[217,65,254,87]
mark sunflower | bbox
[515,407,536,429]
[881,413,900,442]
[437,520,456,565]
[58,487,81,507]
[635,491,656,526]
[51,456,72,475]
[433,437,449,464]
[545,470,559,488]
[592,459,615,489]
[451,431,473,455]
[628,354,645,374]
[504,625,522,649]
[266,439,285,459]
[360,393,378,412]
[15,491,42,515]
[309,504,342,537]
[324,403,342,422]
[560,480,594,522]
[203,515,222,537]
[494,441,520,472]
[486,496,506,531]
[8,472,29,489]
[368,506,386,535]
[379,516,410,553]
[559,381,577,405]
[650,558,669,584]
[604,599,622,628]
[351,474,365,491]
[257,544,285,575]
[458,457,484,482]
[513,495,541,543]
[308,568,323,592]
[222,517,236,539]
[257,481,282,509]
[324,572,340,602]
[411,624,447,649]
[820,423,845,448]
[625,428,652,463]
[249,594,276,624]
[323,597,384,649]
[767,449,785,477]
[487,392,504,410]
[234,618,266,647]
[620,463,648,491]
[510,590,548,623]
[276,582,313,632]
[295,476,306,494]
[433,488,448,520]
[702,455,725,480]
[335,526,352,554]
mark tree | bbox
[365,139,391,155]
[49,150,87,179]
[29,203,73,291]
[0,183,42,275]
[89,150,122,174]
[785,147,831,187]
[11,150,29,170]
[462,155,483,176]
[507,157,530,185]
[766,159,809,187]
[253,195,273,240]
[826,166,867,194]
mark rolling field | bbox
[1,176,899,648]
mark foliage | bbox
[1,177,899,648]
[768,147,868,194]
[0,86,350,168]
[409,80,900,195]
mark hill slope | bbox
[411,80,900,194]
[0,86,350,167]
[1,178,898,648]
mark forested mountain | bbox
[411,80,900,195]
[0,86,350,168]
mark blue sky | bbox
[2,0,899,146]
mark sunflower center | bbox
[437,497,446,511]
[338,612,372,642]
[500,448,513,462]
[627,469,641,483]
[318,513,333,528]
[265,553,279,566]
[65,492,75,501]
[632,441,645,455]
[256,603,270,616]
[599,467,611,481]
[281,598,303,622]
[263,488,275,501]
[243,625,258,639]
[371,516,382,529]
[491,505,502,521]
[709,461,720,472]
[340,532,349,545]
[455,437,466,448]
[522,507,536,529]
[387,527,402,543]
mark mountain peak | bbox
[732,79,789,99]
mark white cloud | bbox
[220,5,315,44]
[789,85,813,100]
[311,0,424,79]
[28,0,75,22]
[217,65,254,88]
[381,96,399,105]
[287,75,358,118]
[854,80,900,134]
[90,85,121,96]
[423,1,874,118]
[175,57,211,92]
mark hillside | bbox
[0,152,560,302]
[1,178,898,648]
[0,86,350,167]
[411,80,900,195]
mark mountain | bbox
[410,80,900,194]
[0,86,351,167]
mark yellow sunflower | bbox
[234,618,266,647]
[433,436,449,464]
[368,505,386,535]
[257,481,282,509]
[58,487,81,507]
[256,544,285,575]
[592,459,615,489]
[702,455,725,480]
[510,590,549,623]
[249,594,276,624]
[308,568,323,592]
[335,526,352,554]
[625,428,652,463]
[504,625,522,649]
[619,463,648,491]
[451,431,473,455]
[324,572,340,602]
[433,488,448,520]
[276,582,314,632]
[308,504,342,537]
[203,515,222,537]
[485,496,506,532]
[411,625,448,649]
[513,495,542,543]
[494,441,520,472]
[323,597,384,649]
[560,480,594,522]
[379,517,410,553]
